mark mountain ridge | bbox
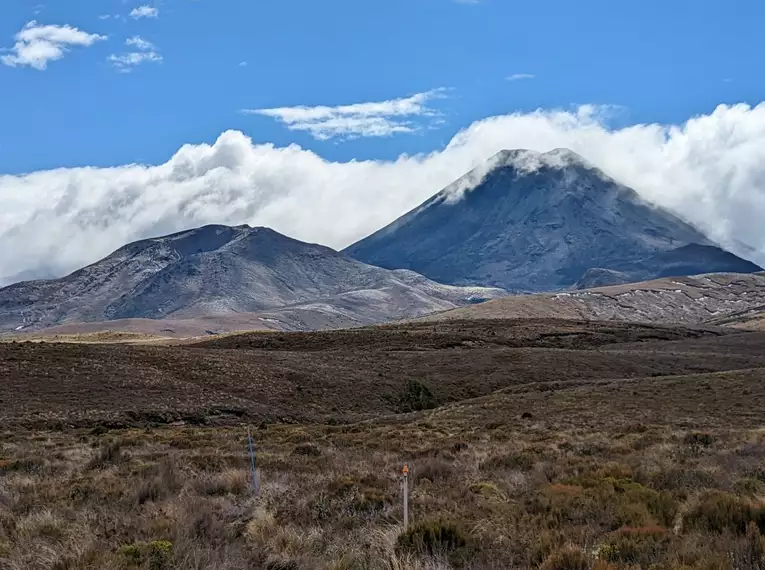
[0,224,503,333]
[411,271,765,328]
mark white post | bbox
[402,464,409,528]
[247,426,259,496]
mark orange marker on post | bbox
[402,463,409,527]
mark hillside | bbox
[412,272,765,327]
[346,149,761,291]
[0,224,502,334]
[708,306,765,330]
[3,318,765,429]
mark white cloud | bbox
[109,36,161,72]
[243,89,447,140]
[507,73,535,81]
[125,36,154,50]
[2,102,765,284]
[130,5,158,19]
[239,61,247,67]
[108,51,162,72]
[0,21,106,70]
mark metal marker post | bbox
[402,463,409,528]
[247,426,260,496]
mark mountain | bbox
[0,225,503,334]
[411,272,765,328]
[573,244,762,289]
[345,149,762,291]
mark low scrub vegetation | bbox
[3,344,765,569]
[392,379,440,413]
[3,418,765,570]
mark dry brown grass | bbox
[3,369,765,569]
[3,320,765,568]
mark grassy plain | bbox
[2,320,765,569]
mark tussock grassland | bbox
[4,364,765,569]
[3,320,765,568]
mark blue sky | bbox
[2,0,765,285]
[2,0,764,174]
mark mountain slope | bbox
[345,149,761,291]
[411,272,765,328]
[0,225,502,333]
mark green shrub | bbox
[353,490,387,514]
[0,456,45,474]
[469,481,506,501]
[645,467,717,491]
[606,477,678,527]
[736,477,765,496]
[397,379,439,413]
[396,519,470,556]
[539,544,589,570]
[292,443,322,457]
[743,521,765,564]
[685,491,765,534]
[118,540,173,570]
[265,561,299,570]
[119,543,142,564]
[481,450,537,472]
[528,530,566,566]
[148,540,173,570]
[87,441,125,470]
[683,432,715,447]
[597,526,671,565]
[526,484,600,526]
[310,475,390,523]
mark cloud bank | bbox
[1,21,106,70]
[243,89,446,140]
[2,103,765,284]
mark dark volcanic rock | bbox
[345,149,761,291]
